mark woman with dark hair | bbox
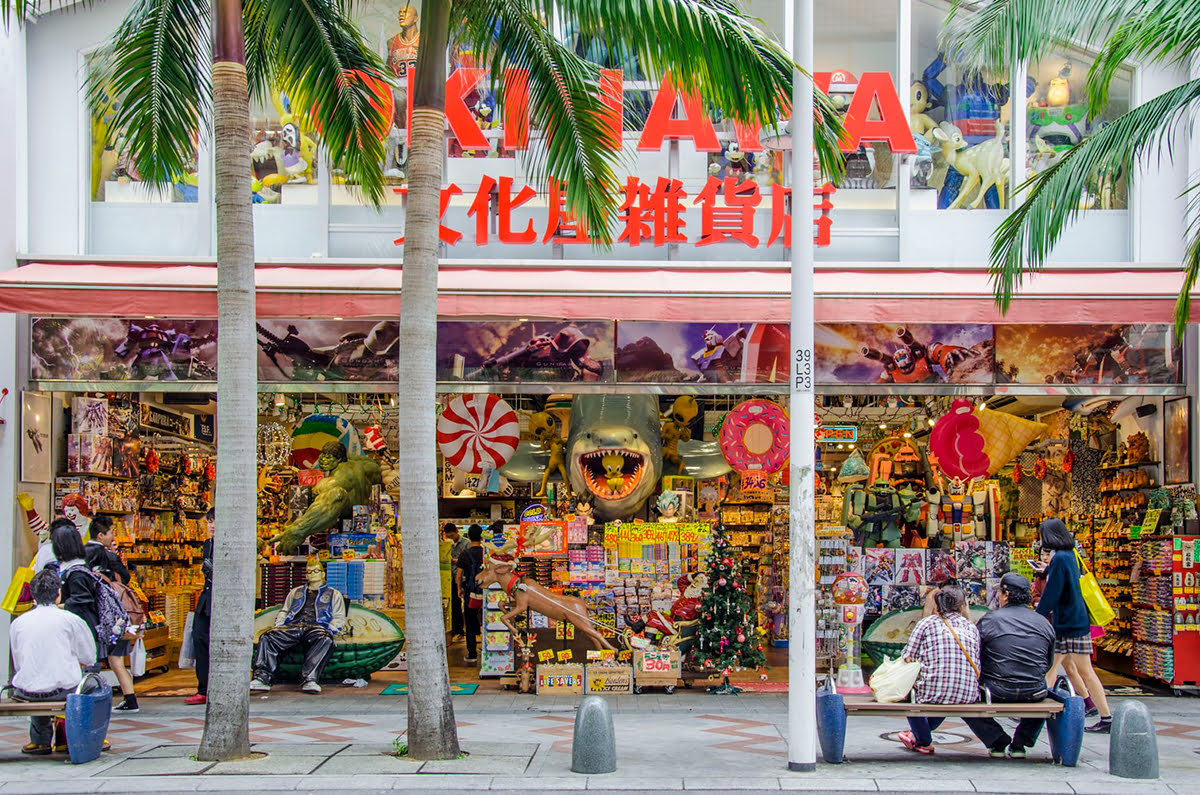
[1036,518,1112,733]
[51,520,102,664]
[897,585,981,755]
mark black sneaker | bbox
[1008,745,1026,758]
[1085,706,1099,718]
[988,742,1009,758]
[1084,718,1112,734]
[113,699,139,713]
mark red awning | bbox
[0,260,1190,323]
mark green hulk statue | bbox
[272,441,382,553]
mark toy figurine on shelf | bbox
[661,396,698,475]
[926,478,987,545]
[573,494,596,525]
[530,411,568,499]
[655,492,682,523]
[269,442,382,553]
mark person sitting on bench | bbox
[897,585,981,755]
[251,557,346,694]
[8,569,98,755]
[962,572,1055,758]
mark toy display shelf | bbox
[1097,461,1160,471]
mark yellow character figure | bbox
[661,396,698,475]
[530,411,568,498]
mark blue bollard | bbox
[65,674,112,764]
[815,688,846,764]
[1047,694,1084,767]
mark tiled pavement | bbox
[0,689,1197,793]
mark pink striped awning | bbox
[0,260,1190,324]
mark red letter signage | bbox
[638,75,720,152]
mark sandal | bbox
[21,743,52,755]
[898,730,935,755]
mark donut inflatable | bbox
[719,399,789,473]
[437,394,520,474]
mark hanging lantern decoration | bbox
[1062,449,1075,473]
[1033,456,1049,480]
[1012,460,1022,483]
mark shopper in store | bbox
[185,509,215,706]
[962,573,1055,757]
[443,522,468,642]
[84,515,139,714]
[897,585,981,755]
[456,525,485,665]
[1035,518,1113,733]
[250,557,346,693]
[8,569,99,755]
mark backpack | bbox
[98,571,147,628]
[68,568,129,646]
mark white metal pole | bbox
[788,0,817,774]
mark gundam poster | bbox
[814,323,995,385]
[615,321,790,383]
[436,320,614,382]
[31,318,218,381]
[994,323,1182,384]
[256,320,399,382]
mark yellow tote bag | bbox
[1076,549,1115,627]
[1,556,36,615]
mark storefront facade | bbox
[2,0,1200,692]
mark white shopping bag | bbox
[131,636,147,677]
[177,611,196,670]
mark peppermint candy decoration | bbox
[363,425,387,452]
[436,394,520,473]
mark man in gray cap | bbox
[963,572,1056,758]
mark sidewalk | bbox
[0,689,1195,794]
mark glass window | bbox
[250,90,320,205]
[89,69,198,204]
[913,0,1012,210]
[1026,51,1131,210]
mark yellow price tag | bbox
[537,649,555,662]
[557,649,573,662]
[617,649,632,661]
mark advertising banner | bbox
[31,318,217,381]
[615,321,790,383]
[814,323,995,384]
[994,323,1182,384]
[256,320,398,382]
[437,319,614,382]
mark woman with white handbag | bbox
[896,586,981,755]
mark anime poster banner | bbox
[256,320,399,382]
[615,322,790,383]
[436,320,615,383]
[31,318,217,382]
[994,324,1182,384]
[814,324,995,385]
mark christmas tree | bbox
[694,523,767,694]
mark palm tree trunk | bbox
[398,0,459,761]
[198,0,256,763]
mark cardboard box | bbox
[633,648,681,681]
[585,664,633,694]
[71,397,109,435]
[536,663,584,695]
[67,434,113,475]
[662,475,695,495]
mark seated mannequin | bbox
[251,557,346,693]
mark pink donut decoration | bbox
[720,399,790,473]
[437,394,520,474]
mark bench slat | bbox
[0,701,67,716]
[841,695,1063,718]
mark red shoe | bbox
[898,730,934,755]
[184,693,207,705]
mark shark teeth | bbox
[580,448,646,500]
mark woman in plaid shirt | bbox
[897,586,981,754]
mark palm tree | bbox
[2,0,390,762]
[943,0,1200,337]
[397,0,846,760]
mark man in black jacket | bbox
[963,573,1056,758]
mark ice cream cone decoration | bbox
[930,398,1046,480]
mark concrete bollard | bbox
[571,696,617,774]
[1109,700,1159,779]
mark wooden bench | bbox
[816,692,1085,766]
[0,700,67,718]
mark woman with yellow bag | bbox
[1036,518,1112,734]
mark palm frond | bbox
[943,0,1138,71]
[1089,1,1200,113]
[1174,175,1200,339]
[87,0,211,187]
[244,0,391,206]
[990,78,1200,313]
[0,0,77,28]
[457,1,619,244]
[535,0,845,182]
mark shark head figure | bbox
[567,395,662,520]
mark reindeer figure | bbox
[476,557,615,650]
[514,632,538,694]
